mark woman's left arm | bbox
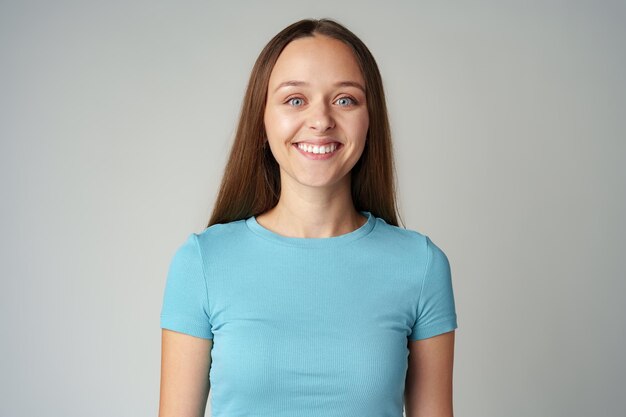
[404,330,456,417]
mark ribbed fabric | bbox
[160,211,458,417]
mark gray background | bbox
[1,1,624,416]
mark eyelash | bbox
[285,96,358,107]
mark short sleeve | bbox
[160,233,213,339]
[408,236,458,340]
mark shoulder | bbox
[192,218,250,254]
[371,216,449,264]
[371,216,428,252]
[196,218,246,238]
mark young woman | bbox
[159,18,458,417]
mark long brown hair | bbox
[207,18,403,228]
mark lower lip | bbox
[293,143,342,160]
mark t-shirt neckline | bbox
[245,210,376,248]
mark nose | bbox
[306,101,335,132]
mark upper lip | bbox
[293,138,342,146]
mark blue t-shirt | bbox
[160,211,458,417]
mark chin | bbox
[297,174,347,189]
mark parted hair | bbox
[207,18,402,228]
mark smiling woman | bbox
[159,18,458,417]
[262,34,369,192]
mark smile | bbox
[293,143,342,160]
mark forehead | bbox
[268,35,364,87]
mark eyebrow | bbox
[273,80,366,93]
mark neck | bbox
[256,175,366,238]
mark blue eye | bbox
[288,97,304,107]
[336,97,356,106]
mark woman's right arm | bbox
[159,329,213,417]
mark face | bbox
[264,34,369,190]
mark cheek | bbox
[264,108,299,136]
[353,112,369,141]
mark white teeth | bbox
[297,143,338,154]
